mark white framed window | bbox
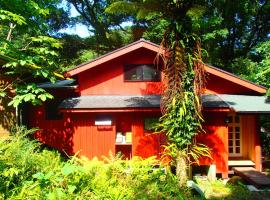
[228,114,242,157]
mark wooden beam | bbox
[228,160,255,166]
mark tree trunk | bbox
[176,151,187,187]
[6,23,16,41]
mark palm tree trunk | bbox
[176,151,187,187]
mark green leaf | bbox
[38,94,46,101]
[19,60,27,66]
[0,91,6,97]
[68,185,76,194]
[32,172,45,180]
[61,163,77,176]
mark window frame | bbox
[228,114,242,157]
[124,64,161,82]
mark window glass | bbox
[124,64,160,81]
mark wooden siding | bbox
[197,112,229,178]
[241,115,261,171]
[77,48,261,96]
[72,114,116,159]
[132,114,163,159]
[78,49,164,96]
[205,74,262,95]
[30,106,163,160]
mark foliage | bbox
[195,178,247,200]
[66,0,132,53]
[259,115,270,159]
[0,128,187,199]
[261,132,270,159]
[200,0,270,71]
[230,40,270,91]
[0,0,69,34]
[0,6,64,107]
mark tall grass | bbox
[0,127,186,199]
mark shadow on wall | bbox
[135,133,161,158]
[140,82,165,95]
[33,111,75,156]
[196,125,228,174]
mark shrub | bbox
[0,127,186,199]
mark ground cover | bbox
[1,127,270,200]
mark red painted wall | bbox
[29,106,75,155]
[78,48,164,95]
[131,113,164,159]
[205,74,260,95]
[197,112,229,178]
[29,106,163,160]
[77,48,260,96]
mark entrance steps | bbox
[232,167,270,189]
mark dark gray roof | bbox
[59,94,270,113]
[59,95,161,109]
[37,79,77,89]
[218,94,270,113]
[59,94,230,110]
[201,94,229,108]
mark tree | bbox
[200,0,270,71]
[0,4,64,107]
[67,0,132,53]
[107,0,211,186]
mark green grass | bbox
[194,177,270,200]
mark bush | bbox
[0,127,186,199]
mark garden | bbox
[1,127,270,200]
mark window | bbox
[144,117,159,131]
[228,114,242,157]
[124,64,161,81]
[45,100,63,120]
[95,116,112,126]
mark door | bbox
[228,114,242,157]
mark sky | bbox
[57,1,132,38]
[58,2,91,38]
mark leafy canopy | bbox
[0,2,64,107]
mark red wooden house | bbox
[27,39,270,178]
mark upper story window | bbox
[124,64,161,82]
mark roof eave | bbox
[205,65,267,94]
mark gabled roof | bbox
[65,39,161,77]
[65,39,267,94]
